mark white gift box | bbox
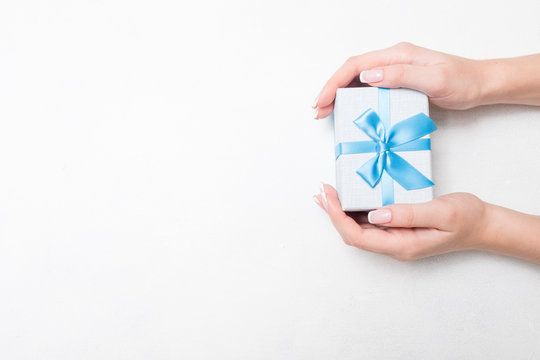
[334,87,434,211]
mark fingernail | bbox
[313,195,325,211]
[367,209,392,224]
[312,93,320,109]
[319,182,328,210]
[314,107,319,120]
[359,69,383,83]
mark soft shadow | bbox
[429,103,539,198]
[405,248,540,272]
[429,102,538,127]
[345,211,369,225]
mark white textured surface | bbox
[1,1,540,359]
[334,87,433,211]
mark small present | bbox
[334,87,436,211]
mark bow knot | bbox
[336,108,437,191]
[376,141,389,154]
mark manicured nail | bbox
[313,195,325,211]
[312,93,320,109]
[367,209,392,224]
[314,107,319,120]
[319,182,328,210]
[359,69,383,83]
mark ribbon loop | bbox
[353,108,386,142]
[387,113,437,147]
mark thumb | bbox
[367,200,454,230]
[360,64,442,96]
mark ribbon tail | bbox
[356,153,385,188]
[335,141,378,160]
[385,151,434,190]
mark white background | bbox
[1,1,540,359]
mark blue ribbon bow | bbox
[335,89,437,205]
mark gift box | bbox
[334,87,436,211]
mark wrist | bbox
[475,58,509,106]
[472,202,540,263]
[476,55,540,107]
[460,199,495,251]
[471,202,500,251]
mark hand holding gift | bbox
[313,43,540,263]
[316,186,487,262]
[313,42,540,119]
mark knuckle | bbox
[436,195,465,226]
[342,234,354,246]
[344,56,360,72]
[440,192,484,227]
[383,64,407,88]
[394,253,412,262]
[394,249,418,262]
[396,41,412,48]
[393,64,407,83]
[394,41,416,53]
[348,236,364,249]
[401,207,416,227]
[344,231,368,250]
[345,56,358,65]
[457,192,482,204]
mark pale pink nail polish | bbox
[312,93,320,109]
[314,107,319,120]
[359,70,384,83]
[313,195,325,211]
[368,209,392,224]
[319,183,328,210]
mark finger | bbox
[315,104,334,120]
[361,63,444,96]
[316,44,416,109]
[313,193,326,211]
[367,200,455,230]
[322,184,357,234]
[322,184,400,254]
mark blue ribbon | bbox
[335,88,437,206]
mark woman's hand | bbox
[313,42,487,119]
[313,184,487,261]
[313,42,540,119]
[313,184,540,263]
